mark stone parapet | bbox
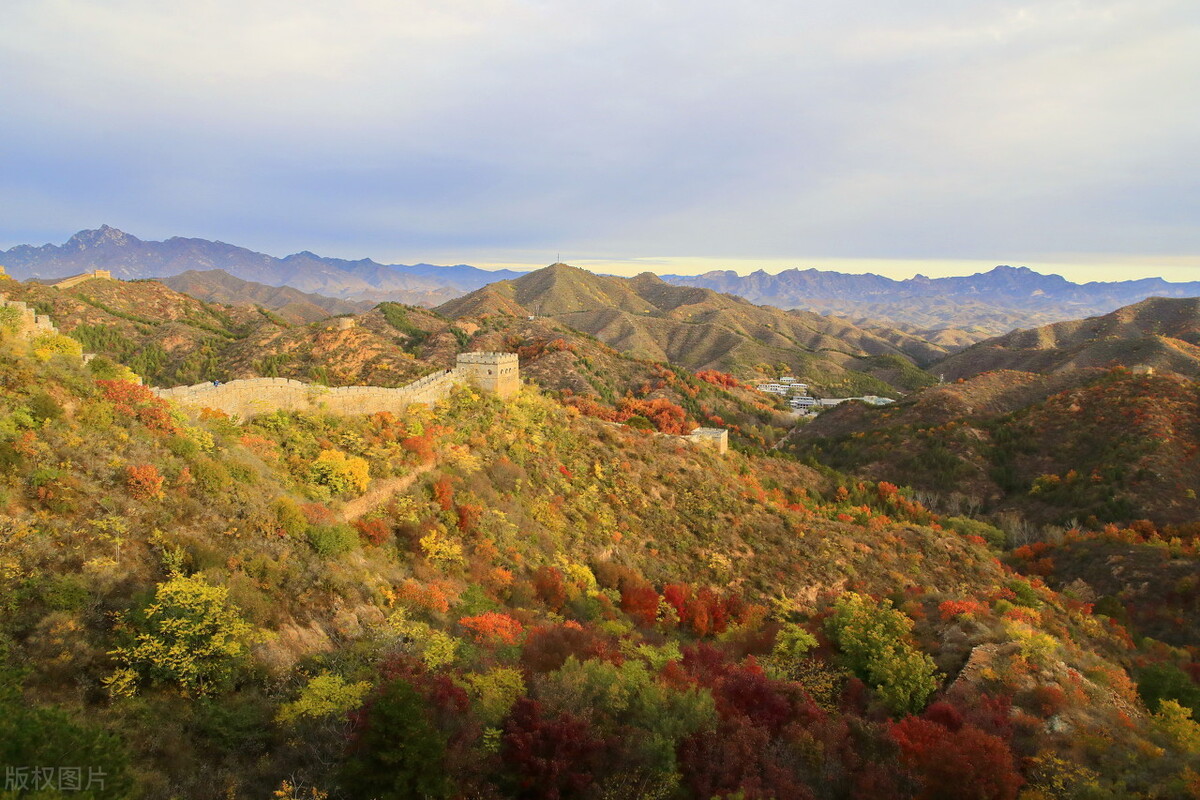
[153,354,518,420]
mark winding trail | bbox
[337,461,435,523]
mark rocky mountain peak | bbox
[65,225,138,250]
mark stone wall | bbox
[454,351,520,398]
[0,296,59,339]
[686,427,729,455]
[154,353,520,420]
[49,270,113,290]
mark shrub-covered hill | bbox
[788,368,1200,529]
[437,263,944,397]
[2,333,1199,799]
[934,296,1200,382]
[0,274,793,447]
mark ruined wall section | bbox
[154,369,464,419]
[0,296,60,339]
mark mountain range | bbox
[663,265,1200,335]
[159,269,373,323]
[5,228,1200,340]
[0,225,523,306]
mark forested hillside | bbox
[790,368,1200,528]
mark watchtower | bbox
[455,352,520,399]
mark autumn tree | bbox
[827,592,939,715]
[501,698,606,800]
[106,573,255,697]
[889,715,1022,800]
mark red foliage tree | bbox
[713,664,814,735]
[533,566,567,612]
[889,716,1022,800]
[617,396,695,435]
[695,370,741,389]
[97,380,180,434]
[455,502,483,534]
[300,502,334,526]
[353,516,391,546]
[125,464,164,500]
[401,433,435,463]
[501,698,605,800]
[431,476,455,511]
[678,717,813,800]
[521,624,601,674]
[619,580,660,628]
[661,583,693,622]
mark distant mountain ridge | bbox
[662,265,1200,335]
[158,269,372,324]
[0,226,525,305]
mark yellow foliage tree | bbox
[277,673,371,725]
[309,449,370,495]
[107,574,255,697]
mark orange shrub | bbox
[459,612,524,645]
[126,464,165,500]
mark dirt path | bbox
[338,461,435,522]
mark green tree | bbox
[827,592,939,715]
[0,671,133,800]
[339,680,451,799]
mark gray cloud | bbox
[2,0,1197,277]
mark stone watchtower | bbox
[455,352,520,399]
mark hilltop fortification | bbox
[153,351,520,419]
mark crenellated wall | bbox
[153,352,519,420]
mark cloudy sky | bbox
[2,0,1198,280]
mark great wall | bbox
[0,296,60,339]
[153,352,521,417]
[1,277,727,453]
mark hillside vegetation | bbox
[0,274,795,449]
[2,306,1199,799]
[789,368,1200,529]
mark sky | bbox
[2,0,1198,282]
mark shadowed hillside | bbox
[788,368,1200,527]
